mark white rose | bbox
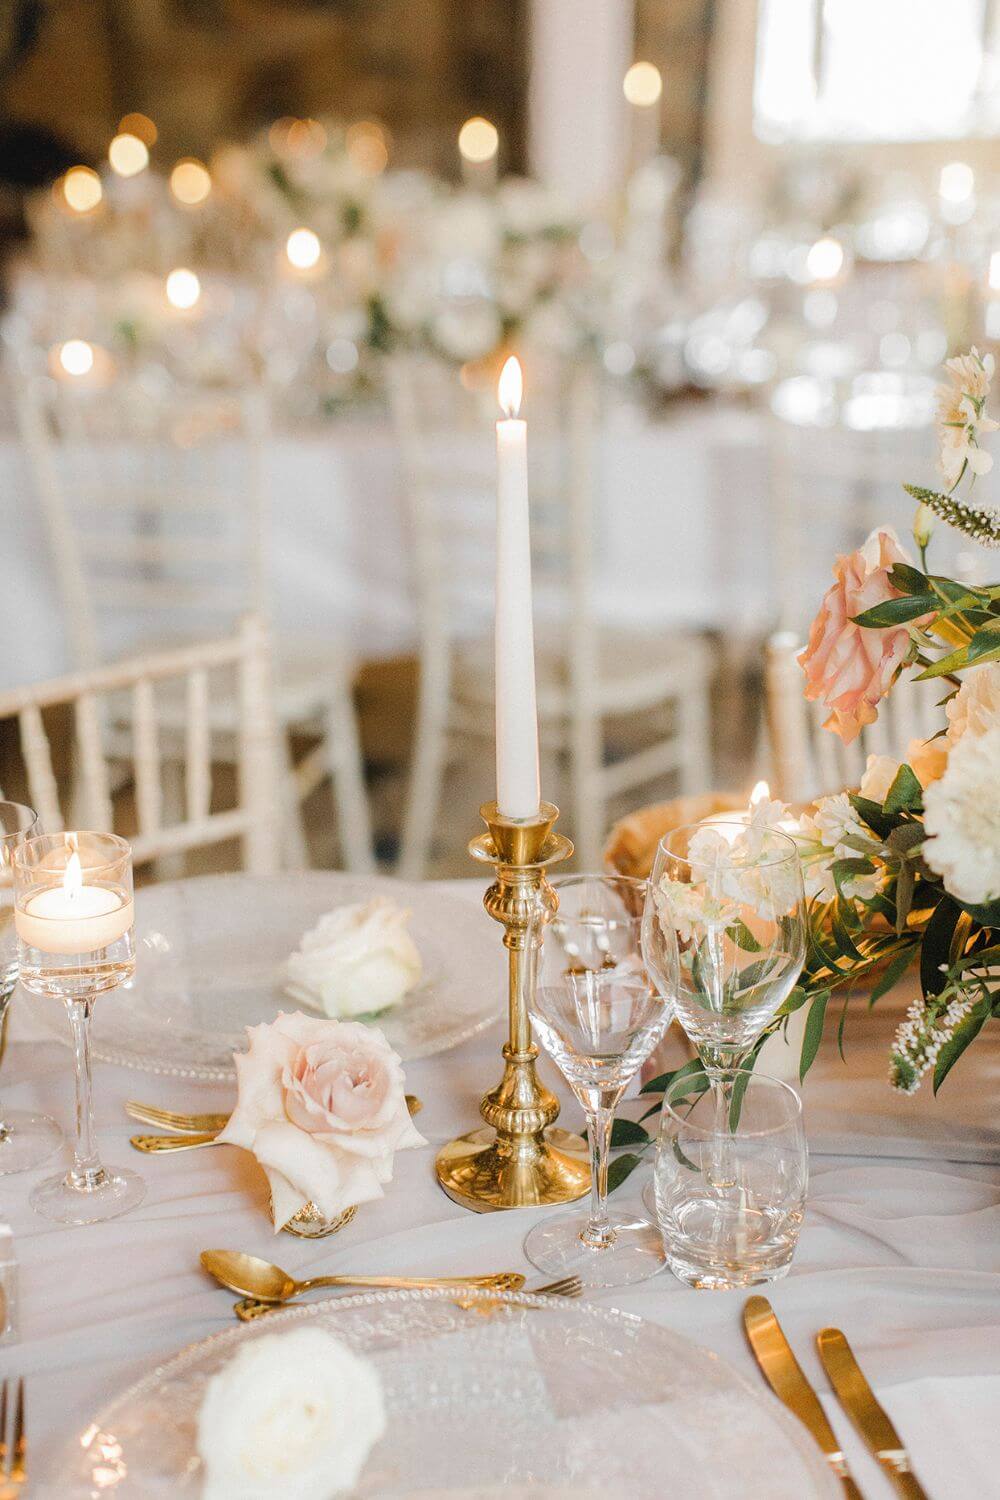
[197,1327,386,1500]
[219,1012,426,1227]
[859,754,901,803]
[946,663,1000,747]
[285,897,422,1019]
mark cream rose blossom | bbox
[219,1012,425,1229]
[799,528,924,743]
[197,1326,386,1500]
[936,347,998,487]
[284,897,422,1019]
[945,662,1000,746]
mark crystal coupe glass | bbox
[14,832,145,1224]
[0,802,62,1173]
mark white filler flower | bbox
[923,725,1000,906]
[285,897,422,1018]
[197,1326,386,1500]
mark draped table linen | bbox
[1,878,997,1497]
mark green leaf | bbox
[852,596,937,628]
[883,765,923,816]
[967,626,1000,664]
[869,946,916,1004]
[831,857,876,898]
[848,795,896,841]
[776,984,809,1017]
[800,990,830,1080]
[915,644,972,680]
[959,898,1000,926]
[609,1118,650,1148]
[726,918,762,953]
[888,562,930,593]
[933,998,991,1093]
[727,1060,757,1132]
[920,896,963,1000]
[639,1056,708,1096]
[607,1152,644,1195]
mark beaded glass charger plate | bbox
[50,1289,839,1498]
[35,873,502,1080]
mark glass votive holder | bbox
[649,1069,807,1291]
[13,832,144,1225]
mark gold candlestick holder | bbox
[435,800,590,1212]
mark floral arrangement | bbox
[218,1012,425,1230]
[789,347,1000,1095]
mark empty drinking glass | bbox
[652,1069,807,1289]
[643,821,806,1076]
[525,879,673,1287]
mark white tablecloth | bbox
[3,879,999,1496]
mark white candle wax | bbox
[495,357,541,820]
[16,885,133,956]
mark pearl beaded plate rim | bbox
[33,872,504,1080]
[50,1288,840,1498]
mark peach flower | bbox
[799,528,922,743]
[219,1012,425,1230]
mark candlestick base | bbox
[434,801,590,1213]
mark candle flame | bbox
[750,780,770,806]
[63,850,83,900]
[498,356,523,419]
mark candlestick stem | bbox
[435,801,590,1212]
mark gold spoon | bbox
[200,1249,524,1305]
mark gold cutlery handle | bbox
[130,1132,222,1153]
[298,1271,524,1293]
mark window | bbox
[754,0,1000,143]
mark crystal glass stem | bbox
[65,996,107,1192]
[0,991,12,1142]
[580,1089,621,1250]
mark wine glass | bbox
[13,832,145,1224]
[0,803,62,1173]
[524,877,674,1288]
[642,820,806,1163]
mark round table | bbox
[4,878,999,1496]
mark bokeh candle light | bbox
[285,227,322,270]
[62,167,102,213]
[108,132,149,177]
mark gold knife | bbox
[743,1296,864,1499]
[817,1328,929,1500]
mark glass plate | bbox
[33,873,502,1080]
[49,1289,838,1498]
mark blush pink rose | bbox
[799,528,922,744]
[219,1012,425,1230]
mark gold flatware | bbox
[743,1297,864,1499]
[131,1131,224,1154]
[125,1101,229,1134]
[817,1328,929,1500]
[233,1273,584,1321]
[0,1377,26,1497]
[127,1093,423,1145]
[200,1248,524,1305]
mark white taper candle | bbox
[495,356,541,819]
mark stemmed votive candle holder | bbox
[13,832,145,1224]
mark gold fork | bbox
[0,1378,26,1498]
[233,1275,583,1321]
[127,1094,423,1142]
